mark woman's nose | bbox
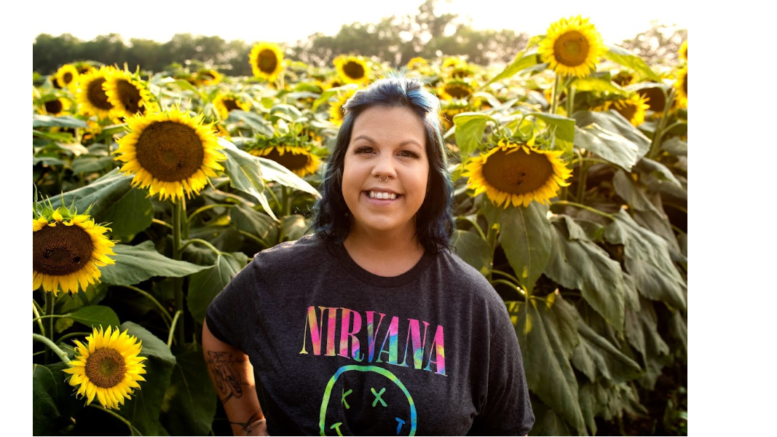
[371,153,397,178]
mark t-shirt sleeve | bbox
[204,258,259,351]
[469,307,535,436]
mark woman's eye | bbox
[354,146,374,154]
[399,150,420,159]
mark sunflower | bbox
[104,69,158,119]
[442,56,466,71]
[611,70,635,87]
[77,66,117,119]
[440,100,471,130]
[55,64,79,91]
[328,88,357,126]
[74,61,97,76]
[249,42,284,82]
[33,209,115,295]
[38,97,72,116]
[196,68,223,86]
[463,139,572,208]
[674,65,688,108]
[213,93,251,120]
[539,16,605,77]
[593,94,650,126]
[407,57,428,70]
[249,145,321,177]
[438,78,477,101]
[636,86,666,113]
[333,55,371,85]
[63,326,146,410]
[679,40,687,62]
[114,107,225,202]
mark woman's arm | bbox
[202,319,267,436]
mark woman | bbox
[203,76,535,435]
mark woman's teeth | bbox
[369,191,397,200]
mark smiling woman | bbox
[203,76,535,436]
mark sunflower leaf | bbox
[32,114,88,128]
[498,202,552,293]
[33,365,61,435]
[545,218,625,331]
[67,305,120,330]
[450,229,492,276]
[100,241,211,286]
[573,111,651,171]
[71,155,115,175]
[252,156,321,198]
[453,112,493,158]
[506,297,586,435]
[226,110,274,136]
[604,45,661,81]
[187,253,249,324]
[571,77,627,95]
[571,321,642,384]
[481,52,540,89]
[100,186,154,237]
[312,84,360,110]
[119,322,176,436]
[42,168,135,219]
[160,349,218,436]
[529,112,576,154]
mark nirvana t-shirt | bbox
[206,235,534,436]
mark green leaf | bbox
[160,349,218,436]
[118,322,176,436]
[624,297,672,390]
[230,203,276,240]
[450,230,492,276]
[612,170,663,216]
[573,111,651,171]
[635,158,687,201]
[226,110,274,136]
[498,202,552,292]
[101,241,210,286]
[312,84,359,110]
[33,156,67,167]
[187,254,248,324]
[571,77,627,95]
[604,210,686,310]
[661,137,687,156]
[453,112,492,158]
[67,305,120,330]
[280,214,309,242]
[33,364,61,435]
[100,187,154,237]
[529,112,575,154]
[507,297,586,435]
[481,52,540,88]
[571,321,641,384]
[33,114,88,128]
[530,399,572,437]
[545,218,625,330]
[604,45,660,81]
[43,168,135,219]
[55,282,108,332]
[71,156,115,175]
[252,155,320,199]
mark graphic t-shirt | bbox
[206,235,534,436]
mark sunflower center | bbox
[45,99,63,114]
[135,121,205,182]
[482,148,554,195]
[261,148,310,171]
[33,224,94,276]
[445,84,471,99]
[116,79,143,114]
[554,31,590,67]
[63,72,73,84]
[85,348,126,388]
[223,99,240,112]
[682,73,688,95]
[88,78,113,110]
[637,87,665,112]
[343,61,365,80]
[615,102,637,123]
[258,49,278,74]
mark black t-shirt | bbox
[206,235,534,435]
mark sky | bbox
[31,0,689,45]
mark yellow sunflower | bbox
[77,66,117,119]
[611,70,635,87]
[33,209,116,296]
[463,139,572,208]
[539,15,605,77]
[74,62,97,76]
[440,100,471,130]
[63,326,146,410]
[196,68,223,86]
[593,94,650,126]
[104,69,159,119]
[679,40,687,62]
[674,65,688,108]
[442,56,466,71]
[249,42,284,82]
[114,107,226,202]
[213,93,251,120]
[38,97,72,116]
[328,88,357,126]
[333,55,371,85]
[55,64,79,91]
[407,57,428,70]
[636,86,666,113]
[438,78,478,101]
[249,145,321,177]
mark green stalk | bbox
[172,200,184,348]
[281,186,291,217]
[485,224,499,282]
[552,200,616,220]
[32,301,45,337]
[648,88,677,159]
[121,285,173,325]
[90,405,135,434]
[566,85,576,116]
[44,293,54,364]
[168,310,183,348]
[575,149,589,203]
[33,333,70,364]
[550,74,562,115]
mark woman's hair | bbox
[313,75,454,253]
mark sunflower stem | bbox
[455,216,487,241]
[44,293,55,364]
[238,230,270,249]
[648,88,677,160]
[575,149,589,203]
[90,405,136,434]
[180,238,222,256]
[120,285,173,324]
[550,74,562,115]
[491,269,522,284]
[486,225,499,282]
[33,301,46,337]
[552,200,615,220]
[152,218,173,230]
[168,310,183,348]
[566,85,576,116]
[55,331,93,345]
[281,186,291,216]
[490,279,527,299]
[33,333,70,364]
[172,200,185,348]
[187,204,235,223]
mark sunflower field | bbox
[32,16,688,436]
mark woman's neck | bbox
[343,227,425,277]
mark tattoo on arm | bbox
[229,411,264,434]
[207,351,244,404]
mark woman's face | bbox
[342,105,430,239]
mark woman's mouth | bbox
[364,190,402,202]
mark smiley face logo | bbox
[319,365,417,436]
